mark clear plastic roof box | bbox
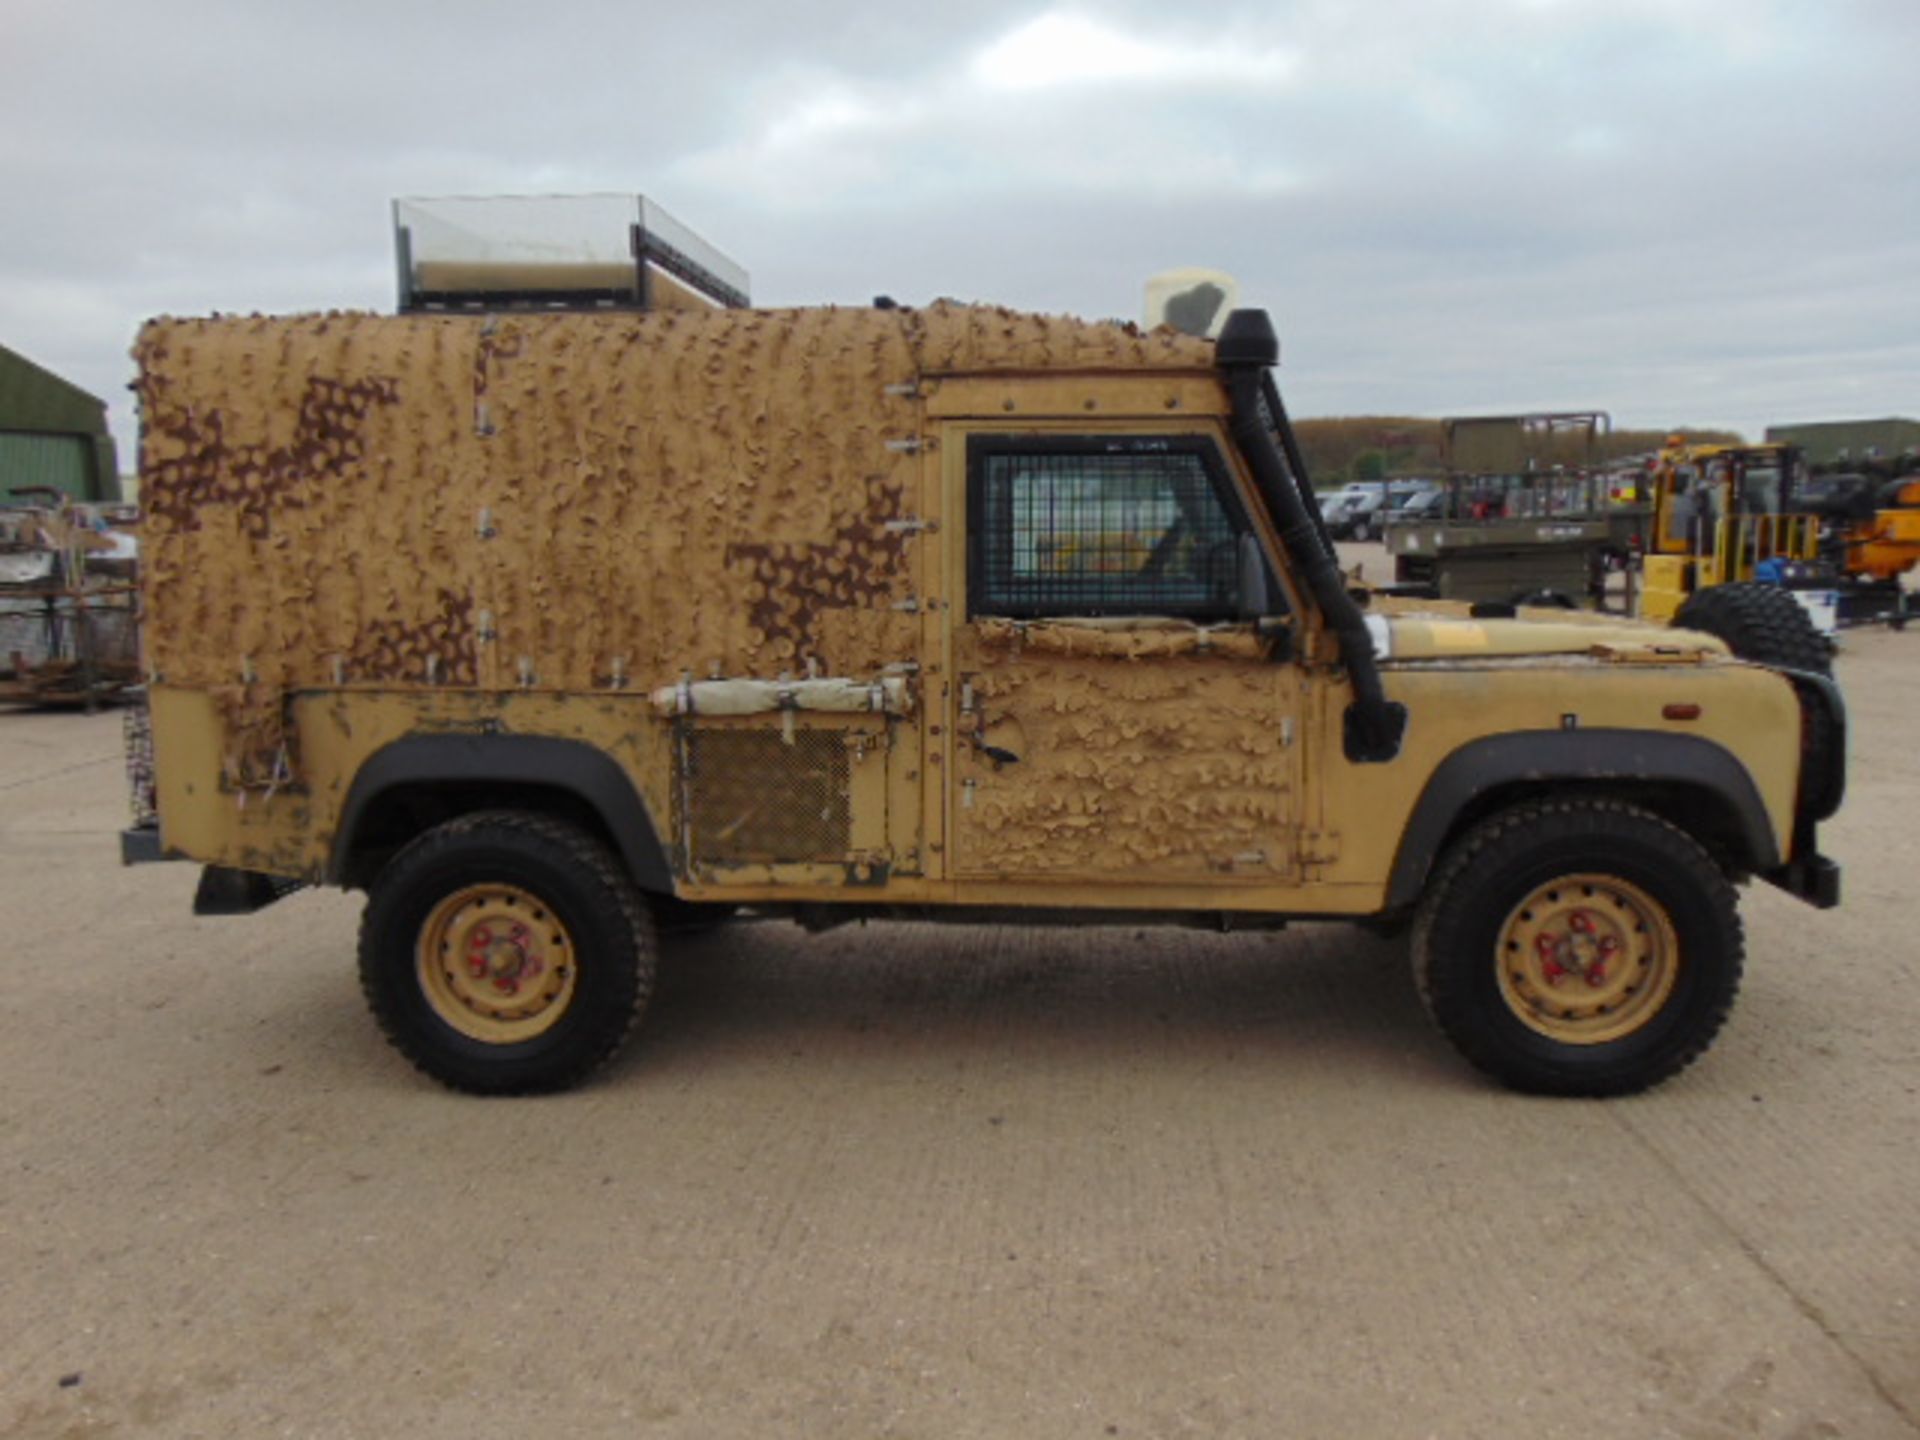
[393,194,749,314]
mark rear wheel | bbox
[358,811,654,1094]
[1411,799,1742,1096]
[1673,581,1832,675]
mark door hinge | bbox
[881,517,939,535]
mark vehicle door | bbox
[945,427,1303,890]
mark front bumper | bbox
[1763,852,1841,909]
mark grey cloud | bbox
[1,0,1914,458]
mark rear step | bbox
[193,867,307,916]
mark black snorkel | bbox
[1217,309,1405,762]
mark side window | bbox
[968,437,1258,620]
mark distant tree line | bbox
[1293,416,1744,484]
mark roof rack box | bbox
[393,194,749,314]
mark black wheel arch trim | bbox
[1777,666,1847,822]
[328,734,674,891]
[1385,729,1779,911]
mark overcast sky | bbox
[4,0,1916,465]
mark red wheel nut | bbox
[1587,963,1608,987]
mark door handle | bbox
[966,731,1020,766]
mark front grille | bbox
[679,726,851,865]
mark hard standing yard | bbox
[3,631,1916,1439]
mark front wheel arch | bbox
[1384,731,1780,912]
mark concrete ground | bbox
[3,610,1916,1438]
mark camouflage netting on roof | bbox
[905,302,1211,373]
[133,303,1212,784]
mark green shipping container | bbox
[1764,417,1920,468]
[0,431,94,501]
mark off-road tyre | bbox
[358,811,654,1095]
[1674,581,1840,807]
[1411,799,1742,1097]
[1673,581,1832,675]
[1351,517,1373,543]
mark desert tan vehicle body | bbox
[128,303,1844,1096]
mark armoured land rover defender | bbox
[122,300,1845,1097]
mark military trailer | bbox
[123,296,1845,1099]
[1385,414,1647,609]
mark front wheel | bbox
[1411,800,1742,1096]
[358,811,654,1094]
[1351,517,1372,542]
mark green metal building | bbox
[0,341,121,503]
[1764,417,1920,468]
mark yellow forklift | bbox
[1640,439,1821,623]
[1644,437,1919,632]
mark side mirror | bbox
[1237,533,1274,621]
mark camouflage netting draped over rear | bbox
[133,303,1212,785]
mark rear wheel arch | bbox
[329,735,674,894]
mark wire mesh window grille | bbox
[970,440,1249,618]
[679,727,852,865]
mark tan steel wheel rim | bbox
[1496,873,1679,1045]
[416,884,578,1044]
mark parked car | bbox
[1313,487,1355,524]
[1330,481,1437,541]
[1388,487,1452,524]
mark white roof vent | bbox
[1144,268,1239,339]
